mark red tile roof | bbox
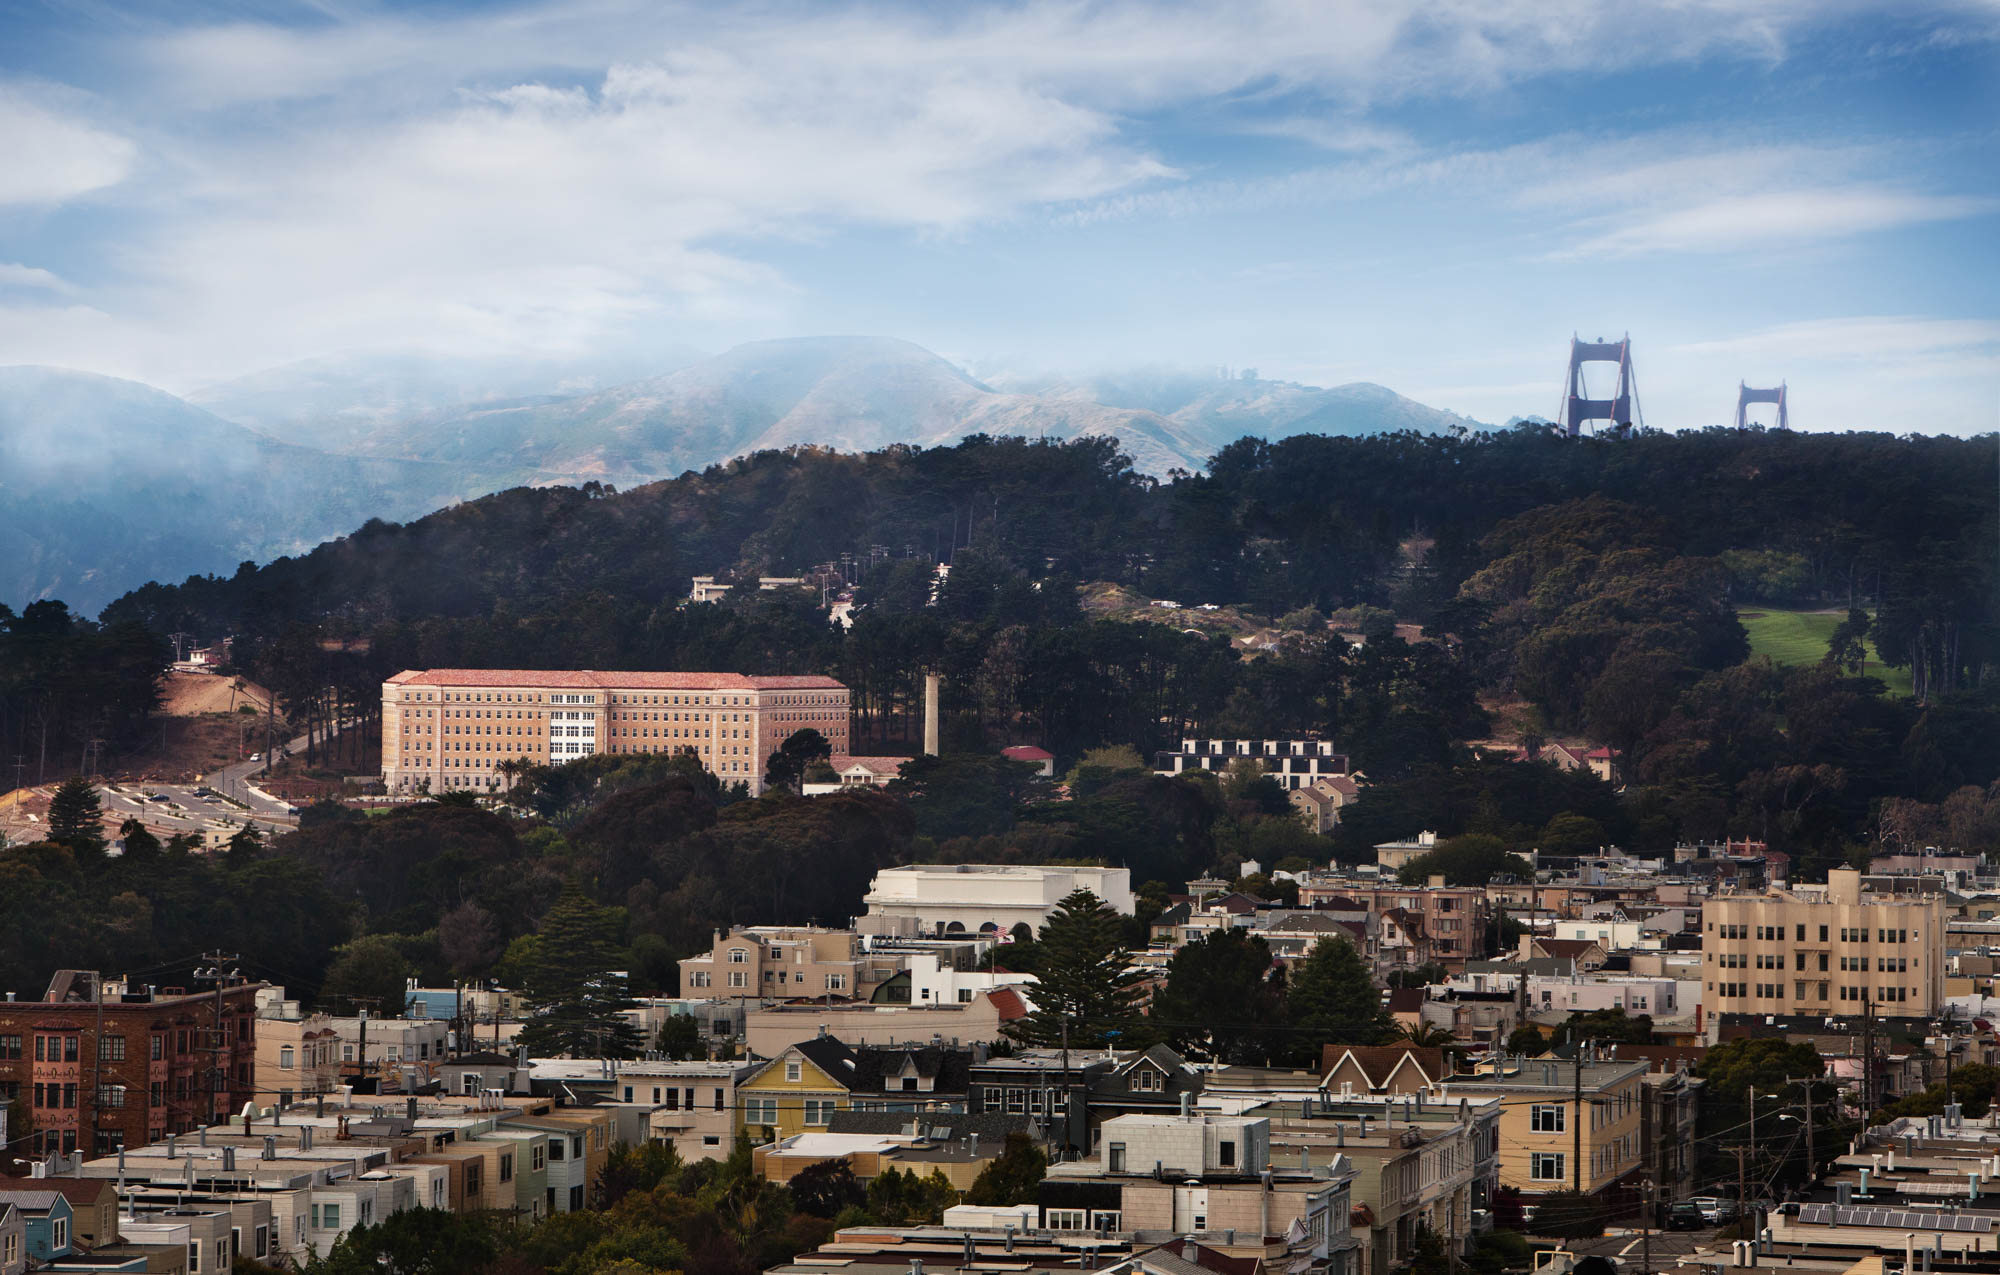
[1000,746,1054,761]
[386,669,845,691]
[986,987,1030,1020]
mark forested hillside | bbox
[5,424,1998,1011]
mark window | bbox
[0,1034,18,1059]
[690,971,711,988]
[728,971,747,989]
[52,1218,68,1252]
[1531,1104,1565,1133]
[785,1060,803,1083]
[804,1099,835,1125]
[280,1046,295,1069]
[1132,1067,1161,1092]
[1219,1139,1236,1167]
[1047,1209,1087,1232]
[744,1096,779,1125]
[532,1143,546,1171]
[1108,1142,1127,1173]
[1531,1152,1566,1181]
[500,1154,514,1183]
[98,1034,126,1061]
[729,948,748,963]
[825,974,846,991]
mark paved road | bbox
[199,716,356,822]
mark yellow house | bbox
[1443,1052,1648,1199]
[737,1038,859,1140]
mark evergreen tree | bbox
[1150,927,1283,1063]
[517,879,643,1058]
[46,777,106,855]
[1002,889,1147,1048]
[1281,936,1393,1062]
[117,817,160,862]
[964,1132,1047,1206]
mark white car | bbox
[248,753,262,762]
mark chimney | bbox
[1973,1173,1982,1201]
[316,1094,326,1118]
[1300,1146,1310,1172]
[1837,1182,1851,1206]
[407,1095,418,1122]
[923,673,942,757]
[1004,1225,1015,1253]
[262,1135,276,1161]
[911,1259,925,1275]
[302,1125,314,1150]
[1860,1167,1872,1194]
[199,1126,208,1147]
[1180,1092,1191,1118]
[1334,1124,1345,1147]
[167,1134,177,1157]
[224,1146,237,1170]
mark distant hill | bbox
[0,366,475,613]
[343,337,1216,480]
[990,367,1484,452]
[5,342,1489,612]
[187,347,697,455]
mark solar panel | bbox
[1798,1205,1997,1233]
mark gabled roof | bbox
[0,1188,69,1216]
[986,987,1030,1021]
[832,755,911,776]
[849,1046,973,1093]
[1319,1045,1455,1091]
[747,1037,859,1090]
[0,1178,114,1207]
[1531,938,1602,960]
[1000,746,1054,761]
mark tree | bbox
[1397,834,1533,886]
[1003,889,1148,1049]
[439,902,503,977]
[657,1014,704,1061]
[1150,928,1283,1063]
[319,935,412,1015]
[46,777,105,855]
[307,1207,498,1275]
[1283,937,1393,1061]
[1539,812,1606,856]
[764,728,833,794]
[1824,607,1873,676]
[1505,1024,1550,1056]
[1532,1189,1607,1238]
[516,879,644,1058]
[790,1157,868,1218]
[1560,1008,1653,1044]
[964,1132,1047,1206]
[116,817,159,862]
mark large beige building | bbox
[1700,867,1945,1017]
[1443,1054,1648,1201]
[381,669,850,795]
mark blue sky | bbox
[1,0,1995,431]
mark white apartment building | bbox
[861,864,1134,937]
[381,668,850,795]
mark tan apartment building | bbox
[252,1007,339,1110]
[1701,867,1946,1017]
[677,926,881,1002]
[1443,1054,1648,1202]
[381,669,850,795]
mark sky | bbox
[1,0,1996,433]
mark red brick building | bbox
[0,971,261,1155]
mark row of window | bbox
[741,1096,838,1125]
[1711,981,1916,1002]
[1711,921,1920,943]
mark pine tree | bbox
[517,879,643,1058]
[46,777,106,855]
[1003,889,1147,1048]
[1286,936,1394,1056]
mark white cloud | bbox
[1555,188,1997,258]
[0,263,78,293]
[0,89,135,205]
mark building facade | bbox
[1154,739,1352,790]
[1442,1054,1648,1201]
[1701,867,1947,1017]
[381,669,851,795]
[0,972,260,1155]
[862,864,1134,936]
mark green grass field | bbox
[1738,607,1913,696]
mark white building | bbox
[861,864,1134,937]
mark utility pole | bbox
[197,953,239,1126]
[1573,1044,1585,1193]
[85,970,104,1156]
[1800,1078,1815,1187]
[1733,1144,1751,1232]
[1640,1178,1654,1275]
[1863,992,1876,1115]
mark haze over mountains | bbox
[3,337,1482,613]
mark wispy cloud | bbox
[0,263,78,293]
[0,88,135,205]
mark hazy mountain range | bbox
[3,337,1483,613]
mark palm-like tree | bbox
[1395,1021,1460,1048]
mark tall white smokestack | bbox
[924,673,942,756]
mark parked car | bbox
[1666,1202,1707,1231]
[248,752,262,762]
[1691,1197,1739,1224]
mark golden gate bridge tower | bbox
[1733,381,1789,429]
[1556,333,1641,437]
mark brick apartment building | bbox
[1298,878,1491,969]
[0,972,261,1156]
[380,669,851,795]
